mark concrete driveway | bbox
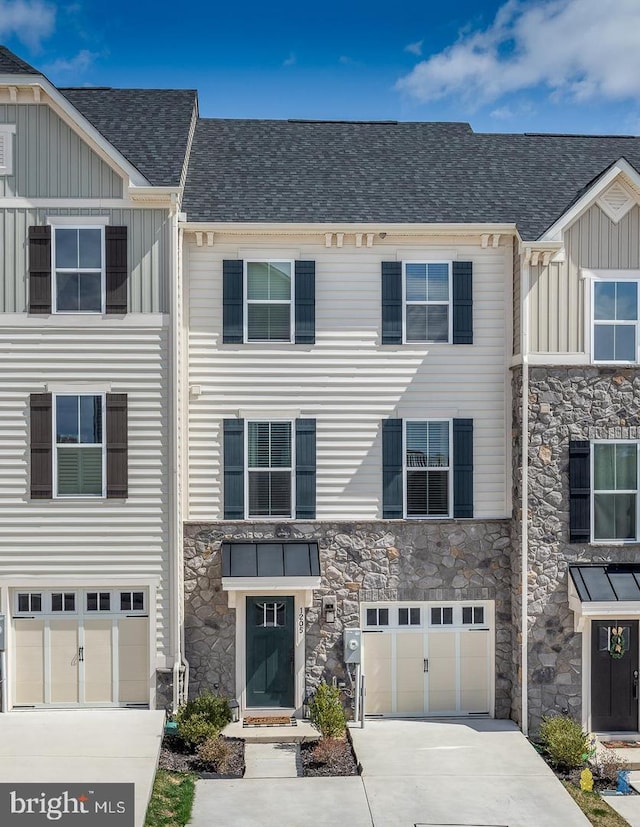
[191,717,590,827]
[0,710,164,827]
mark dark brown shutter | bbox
[569,440,590,542]
[106,393,128,498]
[30,393,52,498]
[105,226,128,314]
[28,226,52,314]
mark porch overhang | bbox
[569,564,640,632]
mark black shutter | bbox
[105,226,128,314]
[452,261,473,344]
[224,418,245,519]
[296,419,316,519]
[30,393,52,499]
[106,394,128,498]
[28,226,51,314]
[382,418,403,518]
[382,262,402,344]
[295,261,315,344]
[453,418,474,518]
[569,440,590,542]
[223,260,244,343]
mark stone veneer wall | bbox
[510,366,524,727]
[184,520,513,718]
[525,367,640,732]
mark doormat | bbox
[243,716,297,727]
[601,741,640,749]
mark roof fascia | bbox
[0,74,150,187]
[540,158,640,242]
[180,221,518,234]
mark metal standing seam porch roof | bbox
[222,542,320,578]
[569,564,640,602]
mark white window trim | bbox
[53,393,106,499]
[402,260,453,344]
[14,588,148,617]
[244,419,296,519]
[50,591,78,615]
[582,270,640,364]
[0,124,16,176]
[590,439,640,544]
[243,259,295,343]
[50,224,106,315]
[403,418,453,519]
[361,601,490,629]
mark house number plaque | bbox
[298,607,305,641]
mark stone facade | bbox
[523,366,640,732]
[184,519,514,718]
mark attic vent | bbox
[0,125,15,176]
[597,180,636,224]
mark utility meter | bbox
[343,628,362,664]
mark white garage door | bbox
[362,602,493,717]
[13,588,149,708]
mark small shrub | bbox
[176,691,232,749]
[596,749,629,785]
[309,682,346,738]
[196,736,233,773]
[539,715,589,770]
[311,737,345,765]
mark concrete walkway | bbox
[190,717,592,827]
[244,742,300,778]
[0,710,164,827]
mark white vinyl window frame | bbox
[51,224,106,315]
[403,418,453,519]
[244,419,295,519]
[0,124,16,176]
[243,259,295,343]
[402,260,453,344]
[590,439,640,544]
[53,393,106,499]
[583,270,640,364]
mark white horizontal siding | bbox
[0,325,170,659]
[186,236,510,521]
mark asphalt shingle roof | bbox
[183,119,640,238]
[0,46,39,75]
[61,88,197,187]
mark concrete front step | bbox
[223,719,320,743]
[244,743,301,779]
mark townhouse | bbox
[0,46,196,711]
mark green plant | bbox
[196,736,233,773]
[144,770,195,827]
[596,749,630,785]
[308,681,346,738]
[176,691,232,749]
[539,715,590,770]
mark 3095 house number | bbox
[298,607,304,637]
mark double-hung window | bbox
[53,226,104,313]
[54,394,104,497]
[592,278,639,362]
[246,421,293,517]
[404,262,451,343]
[593,442,639,541]
[405,420,451,517]
[245,261,293,341]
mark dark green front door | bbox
[246,596,294,708]
[591,620,639,731]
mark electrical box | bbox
[343,628,362,664]
[0,614,5,651]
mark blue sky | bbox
[2,0,640,134]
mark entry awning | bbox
[568,564,640,631]
[221,542,321,596]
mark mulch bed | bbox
[158,735,245,778]
[299,736,359,777]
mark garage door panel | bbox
[428,691,458,713]
[460,631,489,658]
[50,621,79,704]
[118,618,149,704]
[461,689,489,712]
[396,633,423,659]
[367,691,392,715]
[14,620,45,705]
[84,620,113,703]
[396,691,424,714]
[428,633,455,657]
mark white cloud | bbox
[44,49,97,77]
[0,0,56,50]
[396,0,640,107]
[405,40,423,57]
[490,106,513,120]
[283,52,296,67]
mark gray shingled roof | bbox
[182,119,640,238]
[61,88,196,187]
[0,45,39,75]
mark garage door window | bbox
[431,607,453,625]
[462,606,485,625]
[86,592,111,612]
[51,592,76,612]
[120,591,145,612]
[366,608,389,627]
[399,607,421,626]
[16,593,42,613]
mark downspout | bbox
[520,247,530,736]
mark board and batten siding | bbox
[0,208,171,313]
[186,236,511,522]
[529,203,640,353]
[0,325,170,659]
[0,104,123,199]
[513,237,521,356]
